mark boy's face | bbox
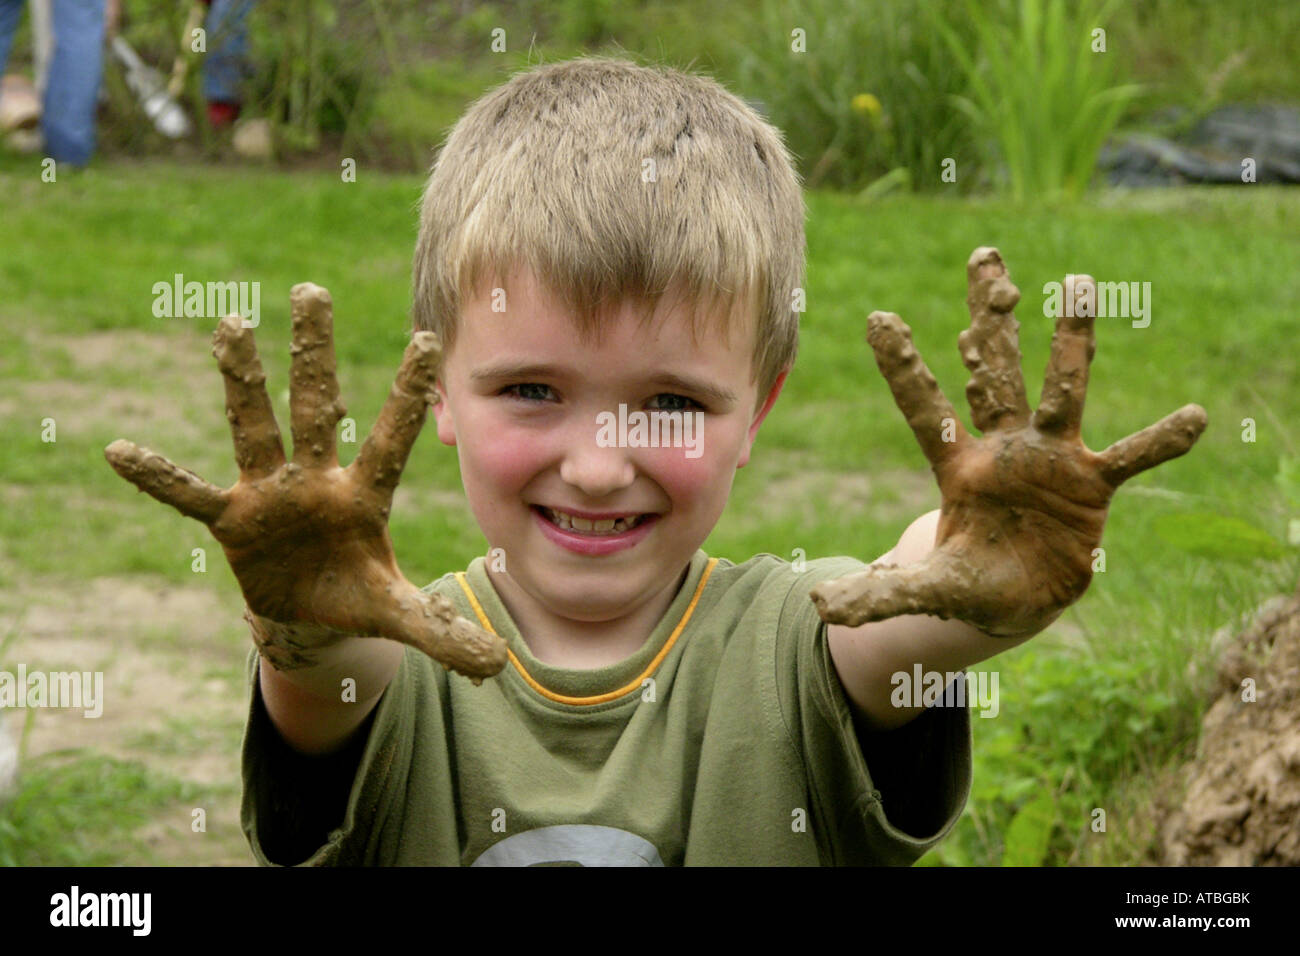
[431,267,786,625]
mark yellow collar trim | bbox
[454,558,718,706]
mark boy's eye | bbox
[647,393,704,413]
[501,386,703,412]
[502,383,555,402]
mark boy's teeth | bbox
[544,508,640,534]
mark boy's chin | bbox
[524,564,666,617]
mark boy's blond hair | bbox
[412,56,805,402]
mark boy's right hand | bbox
[104,283,508,684]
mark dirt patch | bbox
[1,379,212,444]
[0,573,253,865]
[729,447,939,537]
[62,329,186,372]
[3,318,212,378]
[1156,581,1300,865]
[13,574,229,651]
[392,483,474,515]
[0,321,222,446]
[763,466,938,524]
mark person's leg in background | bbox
[42,0,106,165]
[202,0,255,128]
[0,0,30,79]
[0,1,46,140]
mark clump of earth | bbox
[1157,581,1300,865]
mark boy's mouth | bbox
[534,505,655,536]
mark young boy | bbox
[106,57,1206,866]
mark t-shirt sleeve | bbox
[774,556,973,865]
[239,645,452,866]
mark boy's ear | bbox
[431,377,456,446]
[737,367,789,469]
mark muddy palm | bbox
[812,248,1208,638]
[105,283,507,682]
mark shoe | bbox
[207,100,241,128]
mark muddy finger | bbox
[373,585,508,683]
[289,283,347,468]
[212,313,287,479]
[1033,274,1097,437]
[960,247,1031,433]
[867,311,969,468]
[1097,404,1208,487]
[104,439,229,523]
[351,331,442,496]
[809,557,964,627]
[810,549,1034,637]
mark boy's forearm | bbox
[249,613,405,755]
[842,612,1036,733]
[831,510,1043,733]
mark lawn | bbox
[0,154,1296,864]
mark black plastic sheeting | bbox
[1099,104,1300,186]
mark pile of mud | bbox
[1157,582,1300,865]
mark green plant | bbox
[1152,512,1287,561]
[734,0,981,191]
[1107,0,1300,115]
[924,648,1187,866]
[931,0,1142,201]
[1001,791,1056,865]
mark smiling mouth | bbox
[534,506,655,535]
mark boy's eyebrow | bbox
[649,372,739,407]
[471,362,739,406]
[470,361,568,384]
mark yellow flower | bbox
[851,93,882,117]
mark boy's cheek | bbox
[641,446,725,503]
[466,425,555,490]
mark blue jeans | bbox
[202,0,256,104]
[0,0,106,166]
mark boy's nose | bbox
[559,434,636,499]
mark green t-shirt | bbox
[240,549,973,866]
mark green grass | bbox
[1,155,1297,865]
[0,750,209,865]
[126,715,242,757]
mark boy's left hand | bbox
[810,247,1207,639]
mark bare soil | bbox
[1156,582,1300,865]
[0,573,253,865]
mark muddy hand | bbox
[104,283,508,682]
[810,248,1207,638]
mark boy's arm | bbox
[251,616,405,755]
[828,509,1036,732]
[250,666,380,864]
[817,249,1207,732]
[105,284,508,761]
